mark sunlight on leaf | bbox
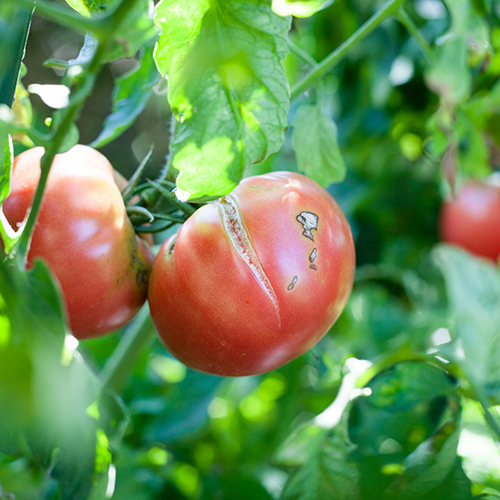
[272,0,334,18]
[154,0,290,201]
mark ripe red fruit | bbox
[439,178,500,263]
[3,145,153,339]
[148,172,356,376]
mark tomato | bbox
[148,172,356,376]
[439,178,500,263]
[3,145,154,339]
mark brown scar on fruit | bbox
[309,248,317,263]
[287,275,299,291]
[309,265,318,271]
[296,211,319,241]
[218,195,281,327]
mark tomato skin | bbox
[439,179,500,262]
[148,172,355,376]
[3,145,154,339]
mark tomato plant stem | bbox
[13,0,141,264]
[17,0,95,35]
[397,7,432,60]
[288,41,318,68]
[290,0,407,100]
[99,306,155,394]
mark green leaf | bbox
[433,245,500,387]
[105,0,158,62]
[292,104,346,187]
[92,41,159,148]
[65,0,92,17]
[386,424,462,499]
[272,0,333,18]
[0,259,128,498]
[154,0,291,201]
[426,35,470,106]
[64,0,110,17]
[0,118,12,206]
[425,0,490,106]
[275,421,329,467]
[281,416,360,500]
[348,362,461,499]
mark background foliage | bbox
[1,0,500,498]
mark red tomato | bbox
[148,172,356,376]
[3,145,154,339]
[439,179,500,263]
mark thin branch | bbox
[290,0,407,100]
[100,307,155,394]
[397,7,433,60]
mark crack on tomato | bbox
[296,211,319,241]
[287,275,298,291]
[218,195,281,328]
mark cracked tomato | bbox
[148,172,356,376]
[3,145,153,339]
[439,178,500,263]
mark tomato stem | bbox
[99,306,155,394]
[13,0,142,264]
[288,41,318,68]
[396,7,433,60]
[290,0,407,100]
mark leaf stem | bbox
[99,306,155,394]
[17,0,96,35]
[13,0,142,264]
[13,40,107,264]
[288,41,318,68]
[396,7,432,60]
[290,0,407,100]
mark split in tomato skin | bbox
[439,179,500,263]
[3,145,154,339]
[148,171,356,377]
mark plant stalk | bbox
[13,0,141,264]
[397,7,432,60]
[288,41,318,68]
[290,0,407,100]
[99,306,155,394]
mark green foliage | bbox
[154,0,290,201]
[0,259,127,499]
[92,41,160,147]
[433,246,500,388]
[281,418,360,500]
[2,0,500,498]
[292,103,346,185]
[272,0,334,18]
[104,0,158,62]
[65,0,109,17]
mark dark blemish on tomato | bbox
[296,211,319,241]
[309,265,318,271]
[166,234,178,254]
[309,248,317,263]
[287,275,299,291]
